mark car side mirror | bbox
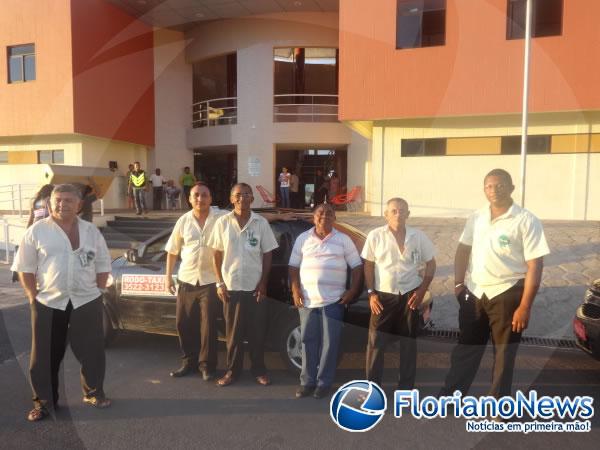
[125,248,139,263]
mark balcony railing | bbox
[273,94,338,123]
[192,97,238,128]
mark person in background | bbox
[151,168,166,211]
[79,179,99,223]
[165,180,181,210]
[180,167,197,209]
[27,184,54,228]
[314,169,329,205]
[125,164,134,210]
[129,161,148,216]
[279,167,291,208]
[289,170,300,209]
[328,173,340,201]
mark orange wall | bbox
[339,0,600,121]
[70,0,154,146]
[0,0,74,136]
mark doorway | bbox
[194,146,237,208]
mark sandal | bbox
[27,406,49,422]
[255,375,271,386]
[83,396,112,409]
[216,371,236,387]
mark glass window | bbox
[401,138,446,156]
[0,152,8,164]
[7,44,35,83]
[396,0,446,49]
[501,135,550,154]
[507,0,563,40]
[38,150,53,164]
[53,150,64,164]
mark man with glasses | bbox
[440,169,549,399]
[207,183,279,387]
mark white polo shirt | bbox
[289,227,362,308]
[461,203,550,300]
[361,225,436,295]
[207,211,278,291]
[150,174,165,187]
[11,217,111,310]
[164,207,227,286]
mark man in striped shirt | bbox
[289,203,363,399]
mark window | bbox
[401,139,446,156]
[507,0,563,40]
[396,0,446,49]
[0,152,7,164]
[37,149,64,164]
[7,44,35,83]
[501,135,550,154]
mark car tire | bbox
[102,303,118,347]
[279,317,302,374]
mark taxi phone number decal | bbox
[121,274,175,296]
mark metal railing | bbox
[192,97,238,128]
[273,94,339,122]
[0,184,39,217]
[1,219,26,263]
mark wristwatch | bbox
[367,289,376,295]
[216,282,226,289]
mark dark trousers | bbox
[365,290,419,389]
[175,282,219,372]
[183,186,192,209]
[290,191,300,209]
[441,282,524,398]
[223,291,268,378]
[153,187,163,210]
[29,297,106,408]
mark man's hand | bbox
[338,290,355,305]
[217,284,230,303]
[407,287,427,310]
[292,289,304,308]
[454,283,467,297]
[369,292,383,315]
[254,282,267,303]
[512,305,531,333]
[165,277,176,295]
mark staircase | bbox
[100,215,177,249]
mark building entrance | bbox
[194,146,237,208]
[275,146,347,209]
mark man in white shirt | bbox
[441,169,550,399]
[12,184,112,422]
[362,198,436,390]
[207,183,279,387]
[289,203,363,399]
[150,168,166,210]
[165,182,226,380]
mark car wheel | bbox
[102,303,118,347]
[279,318,302,373]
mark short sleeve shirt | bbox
[460,203,550,300]
[164,208,227,286]
[11,217,111,310]
[289,228,362,308]
[361,225,436,295]
[206,211,279,291]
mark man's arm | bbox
[512,257,543,333]
[19,272,38,304]
[407,258,437,310]
[96,272,109,290]
[255,251,272,302]
[364,260,383,315]
[288,266,304,308]
[454,243,472,296]
[165,252,178,295]
[339,265,363,305]
[213,249,229,303]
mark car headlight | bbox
[106,273,114,288]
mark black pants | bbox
[183,186,192,209]
[29,297,106,408]
[175,282,219,372]
[153,187,163,210]
[441,282,524,398]
[223,291,268,378]
[365,290,419,389]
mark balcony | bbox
[273,94,338,123]
[192,97,238,128]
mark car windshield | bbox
[143,232,170,261]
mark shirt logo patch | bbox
[247,231,258,247]
[498,234,510,248]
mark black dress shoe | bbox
[313,386,331,399]
[295,385,315,399]
[201,370,215,381]
[170,365,197,378]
